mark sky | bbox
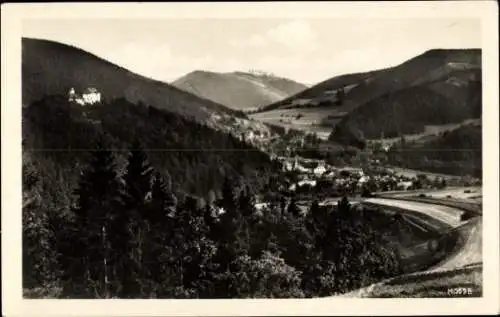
[23,18,481,85]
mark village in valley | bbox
[17,12,488,301]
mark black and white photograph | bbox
[2,1,499,316]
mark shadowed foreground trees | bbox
[24,140,404,298]
[23,98,404,299]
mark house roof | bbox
[84,87,99,94]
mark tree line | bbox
[24,138,404,298]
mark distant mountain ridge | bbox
[260,68,391,112]
[22,37,245,123]
[252,48,481,150]
[260,48,481,114]
[172,70,307,110]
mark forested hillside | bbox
[386,123,482,177]
[22,96,407,298]
[22,38,245,121]
[22,96,274,202]
[331,84,481,140]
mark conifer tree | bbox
[280,196,287,215]
[338,196,351,215]
[22,159,59,292]
[237,185,255,218]
[287,197,301,217]
[146,171,179,297]
[150,170,177,220]
[221,175,236,212]
[212,176,250,274]
[117,139,154,297]
[69,136,121,298]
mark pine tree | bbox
[68,136,121,298]
[287,197,301,217]
[150,171,177,220]
[22,159,60,293]
[237,185,256,218]
[338,196,350,215]
[213,177,249,274]
[168,196,217,297]
[221,175,236,212]
[146,171,178,297]
[280,196,287,215]
[117,140,155,297]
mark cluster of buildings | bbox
[68,87,102,106]
[275,155,422,194]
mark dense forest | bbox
[23,96,405,298]
[23,145,404,298]
[386,124,482,177]
[331,84,481,141]
[22,95,276,201]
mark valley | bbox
[20,37,483,300]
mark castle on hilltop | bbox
[68,87,102,105]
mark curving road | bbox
[336,194,482,298]
[363,197,465,228]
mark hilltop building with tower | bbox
[68,87,102,105]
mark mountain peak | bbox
[172,70,307,110]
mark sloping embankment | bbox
[338,199,482,298]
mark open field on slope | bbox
[367,119,481,145]
[386,167,468,180]
[375,187,483,214]
[249,107,346,136]
[339,197,482,298]
[378,186,482,199]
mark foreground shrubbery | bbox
[23,96,405,298]
[23,141,404,298]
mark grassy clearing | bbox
[369,265,482,298]
[23,286,63,299]
[249,107,346,135]
[368,119,481,145]
[385,167,461,181]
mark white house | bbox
[396,181,414,191]
[255,203,269,211]
[82,88,101,104]
[298,179,317,188]
[296,164,310,174]
[313,163,327,176]
[68,87,85,105]
[68,87,77,100]
[358,175,370,184]
[68,87,102,106]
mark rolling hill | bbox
[172,70,307,110]
[332,83,481,141]
[22,95,277,200]
[21,38,287,201]
[378,120,482,177]
[252,48,481,147]
[259,68,390,112]
[22,38,245,123]
[337,49,481,112]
